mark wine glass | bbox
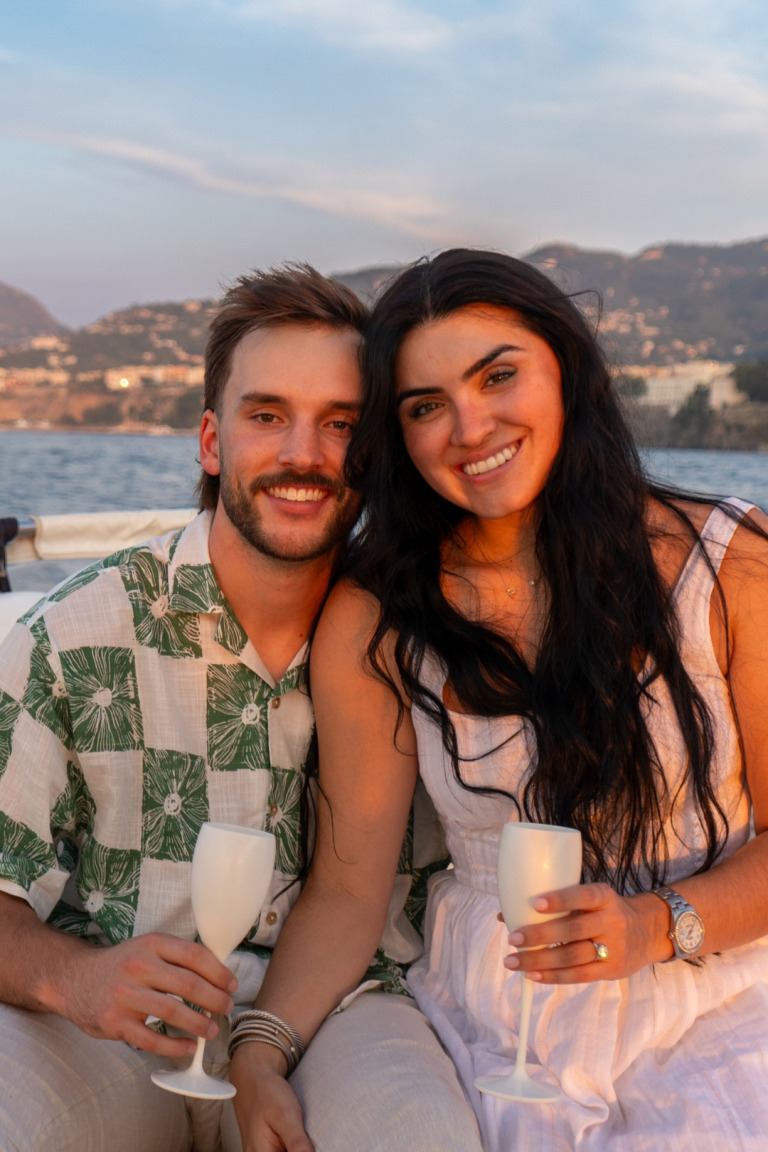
[151,822,276,1099]
[475,821,582,1103]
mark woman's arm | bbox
[506,508,768,983]
[230,581,419,1150]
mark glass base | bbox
[151,1067,237,1100]
[474,1069,563,1103]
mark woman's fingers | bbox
[500,882,643,982]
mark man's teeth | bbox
[267,487,327,502]
[462,446,518,476]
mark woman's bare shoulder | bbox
[312,579,407,702]
[315,579,381,648]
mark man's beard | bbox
[219,466,359,563]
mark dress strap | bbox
[673,497,755,660]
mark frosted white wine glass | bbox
[151,822,276,1100]
[475,821,582,1104]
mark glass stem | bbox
[515,977,534,1074]
[189,1010,212,1074]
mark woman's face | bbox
[395,304,564,526]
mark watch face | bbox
[676,910,704,953]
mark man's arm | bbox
[0,890,238,1056]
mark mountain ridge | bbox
[3,234,768,365]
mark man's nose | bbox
[276,420,326,472]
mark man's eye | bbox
[253,412,279,423]
[327,419,355,432]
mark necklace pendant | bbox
[505,586,517,597]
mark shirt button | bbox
[265,910,278,926]
[269,803,278,817]
[271,697,281,709]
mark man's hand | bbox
[55,933,238,1056]
[0,893,238,1056]
[230,1044,314,1152]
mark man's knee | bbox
[0,1005,191,1152]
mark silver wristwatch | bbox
[652,886,704,960]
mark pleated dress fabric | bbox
[407,499,768,1151]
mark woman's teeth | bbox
[462,445,518,476]
[266,487,327,502]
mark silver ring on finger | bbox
[591,940,609,962]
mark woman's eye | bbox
[327,419,355,433]
[410,399,441,418]
[486,368,516,386]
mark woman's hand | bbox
[230,1044,315,1152]
[501,883,673,983]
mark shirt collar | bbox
[166,511,308,688]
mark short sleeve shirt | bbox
[0,512,447,987]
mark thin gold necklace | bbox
[463,536,540,598]
[500,575,538,598]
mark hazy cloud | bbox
[15,129,453,238]
[142,0,453,51]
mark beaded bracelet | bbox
[228,1009,306,1075]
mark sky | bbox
[2,0,768,327]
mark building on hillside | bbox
[0,367,70,391]
[620,361,745,415]
[105,365,203,391]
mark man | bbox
[0,265,481,1152]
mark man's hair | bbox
[198,263,368,512]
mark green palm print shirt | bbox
[0,513,447,993]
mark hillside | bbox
[0,282,66,348]
[525,238,768,363]
[2,236,768,382]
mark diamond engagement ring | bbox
[592,941,609,962]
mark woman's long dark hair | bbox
[345,248,731,894]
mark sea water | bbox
[1,431,767,591]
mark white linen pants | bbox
[0,993,482,1152]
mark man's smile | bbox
[264,486,330,503]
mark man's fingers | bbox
[153,960,236,1017]
[150,934,238,992]
[140,990,221,1040]
[126,1023,199,1058]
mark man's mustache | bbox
[250,471,346,498]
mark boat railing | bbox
[0,508,196,642]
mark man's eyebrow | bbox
[329,400,362,413]
[238,392,360,411]
[461,344,523,380]
[238,391,286,406]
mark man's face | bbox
[200,323,362,563]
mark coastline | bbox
[0,423,197,438]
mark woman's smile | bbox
[459,440,521,477]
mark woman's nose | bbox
[450,402,495,447]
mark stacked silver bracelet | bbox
[228,1009,306,1075]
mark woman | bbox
[234,250,768,1151]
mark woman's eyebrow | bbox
[461,344,523,380]
[396,386,440,407]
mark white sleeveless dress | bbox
[407,499,768,1151]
